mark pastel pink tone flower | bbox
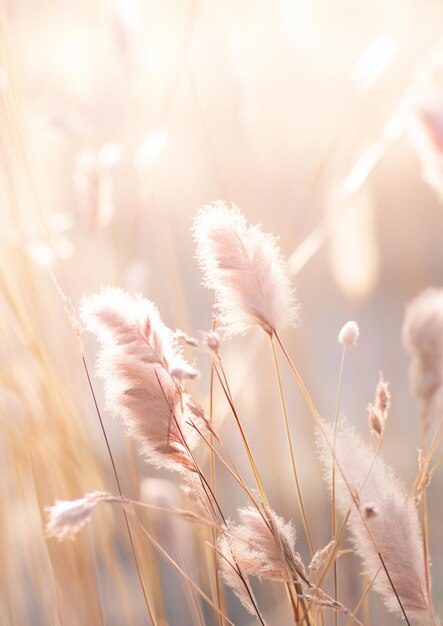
[81,287,200,472]
[317,418,433,622]
[338,321,359,347]
[46,492,114,540]
[193,202,299,337]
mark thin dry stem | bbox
[274,331,413,625]
[81,353,159,626]
[270,334,315,556]
[213,361,269,506]
[332,344,346,626]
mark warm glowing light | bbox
[329,190,379,299]
[352,35,399,93]
[341,144,385,197]
[0,67,8,89]
[26,240,54,267]
[135,129,167,171]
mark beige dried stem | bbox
[45,491,235,626]
[80,287,267,622]
[51,277,160,624]
[331,321,359,626]
[273,332,429,624]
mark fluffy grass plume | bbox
[80,287,200,472]
[316,418,433,623]
[403,287,443,439]
[46,492,115,541]
[193,201,299,337]
[217,504,306,617]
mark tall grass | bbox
[3,3,443,625]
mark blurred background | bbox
[2,0,443,624]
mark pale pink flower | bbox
[81,287,200,472]
[193,202,299,337]
[46,492,114,540]
[317,418,432,622]
[338,321,359,347]
[403,288,443,437]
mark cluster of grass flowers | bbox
[45,202,443,626]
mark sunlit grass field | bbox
[2,2,443,625]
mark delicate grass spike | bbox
[46,492,117,540]
[402,288,443,442]
[220,505,307,583]
[80,287,202,474]
[316,417,434,623]
[333,321,359,626]
[368,372,390,441]
[217,504,308,623]
[193,201,299,337]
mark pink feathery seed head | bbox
[403,288,443,439]
[218,505,306,585]
[193,201,299,337]
[175,329,199,349]
[402,288,443,356]
[80,287,201,472]
[45,492,114,541]
[203,330,220,353]
[407,48,443,200]
[338,320,359,347]
[316,418,432,622]
[410,89,443,198]
[375,372,391,419]
[217,532,257,617]
[367,404,384,440]
[80,286,197,380]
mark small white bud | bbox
[338,321,360,347]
